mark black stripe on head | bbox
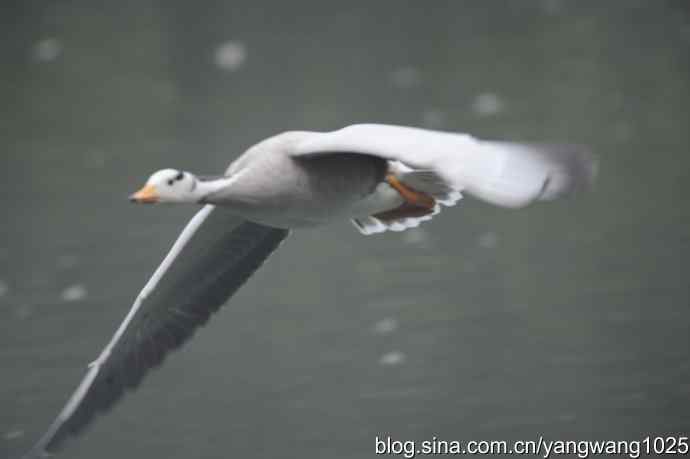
[175,171,184,181]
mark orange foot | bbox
[372,175,436,221]
[385,174,436,209]
[373,202,435,221]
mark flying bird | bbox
[24,124,596,457]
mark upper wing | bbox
[24,205,289,457]
[291,124,596,208]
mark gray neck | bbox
[193,176,234,203]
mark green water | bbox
[2,1,689,458]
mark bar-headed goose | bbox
[25,124,596,457]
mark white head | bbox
[130,169,199,204]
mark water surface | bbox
[2,1,689,458]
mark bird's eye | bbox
[175,171,184,181]
[167,179,174,186]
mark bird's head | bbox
[130,169,199,204]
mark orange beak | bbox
[129,184,159,203]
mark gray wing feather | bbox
[24,205,288,457]
[292,124,596,208]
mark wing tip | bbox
[538,144,598,200]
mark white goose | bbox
[24,124,596,457]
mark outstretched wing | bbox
[24,205,289,457]
[291,124,596,208]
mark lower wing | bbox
[24,205,289,457]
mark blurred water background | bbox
[1,1,689,457]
